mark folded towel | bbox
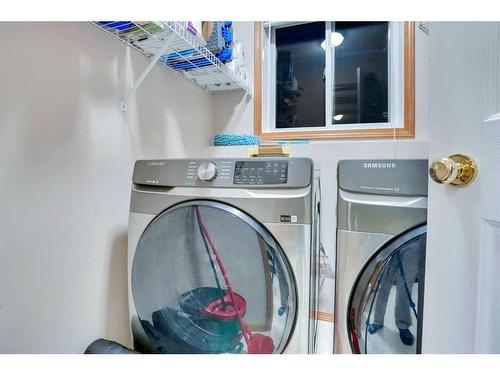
[213,134,260,146]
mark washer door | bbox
[131,200,297,354]
[349,225,427,354]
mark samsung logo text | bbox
[363,162,397,169]
[146,161,166,167]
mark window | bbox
[275,22,326,128]
[254,22,415,140]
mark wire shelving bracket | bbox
[91,21,253,112]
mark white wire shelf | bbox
[91,21,252,111]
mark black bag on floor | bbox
[84,338,137,354]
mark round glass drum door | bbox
[349,225,427,354]
[132,200,297,354]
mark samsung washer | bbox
[127,158,320,354]
[334,159,428,354]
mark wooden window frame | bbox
[254,21,415,140]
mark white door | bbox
[423,22,500,353]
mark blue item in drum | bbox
[137,287,245,354]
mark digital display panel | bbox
[233,160,288,185]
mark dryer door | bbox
[348,225,427,354]
[131,200,297,354]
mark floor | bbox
[316,321,334,354]
[315,259,335,354]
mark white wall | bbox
[209,22,430,353]
[0,22,214,353]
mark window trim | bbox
[253,21,415,140]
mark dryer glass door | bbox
[349,225,427,354]
[131,200,297,354]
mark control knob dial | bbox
[197,162,218,182]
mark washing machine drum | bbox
[131,200,297,354]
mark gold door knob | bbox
[429,154,477,187]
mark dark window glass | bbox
[333,22,389,125]
[275,22,326,128]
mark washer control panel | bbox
[234,160,288,185]
[133,158,310,188]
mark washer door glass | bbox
[131,200,297,354]
[349,225,426,354]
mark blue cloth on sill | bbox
[213,134,261,146]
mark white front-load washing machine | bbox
[127,158,320,354]
[334,159,428,354]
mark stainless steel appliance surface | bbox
[128,158,320,354]
[334,159,428,354]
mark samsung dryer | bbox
[334,159,428,354]
[127,158,320,354]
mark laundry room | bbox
[1,2,500,372]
